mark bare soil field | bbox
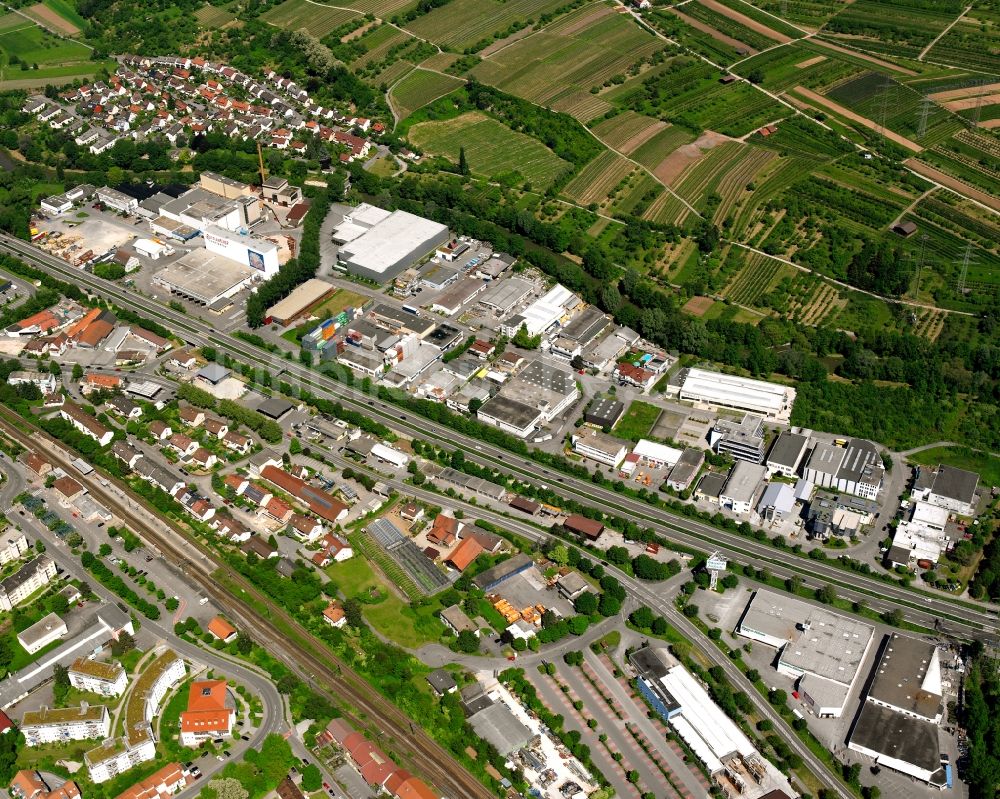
[24,2,80,35]
[652,130,731,184]
[792,86,923,151]
[699,0,794,42]
[795,55,826,68]
[682,295,715,316]
[943,93,1000,112]
[928,81,1000,102]
[905,158,1000,212]
[671,7,756,52]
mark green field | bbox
[468,7,665,122]
[823,0,965,59]
[261,0,361,37]
[614,399,663,440]
[409,111,572,188]
[0,21,91,64]
[325,556,446,649]
[390,68,465,120]
[908,446,1000,487]
[405,0,568,50]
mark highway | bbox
[1,231,991,639]
[0,406,493,799]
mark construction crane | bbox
[256,140,267,186]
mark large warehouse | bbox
[672,367,796,422]
[203,226,280,277]
[265,279,337,326]
[336,209,449,283]
[153,249,257,305]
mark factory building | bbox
[848,634,948,787]
[264,279,337,326]
[803,439,884,500]
[335,207,450,283]
[500,283,579,338]
[152,249,258,306]
[720,461,767,515]
[202,226,279,277]
[736,590,874,718]
[671,368,796,422]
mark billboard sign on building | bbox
[248,250,265,272]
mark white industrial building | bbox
[369,443,409,469]
[630,647,794,799]
[22,704,111,746]
[720,461,767,515]
[672,368,796,422]
[756,483,796,522]
[736,590,874,718]
[500,283,578,338]
[336,208,450,283]
[96,187,138,214]
[848,634,948,787]
[202,225,280,276]
[571,428,628,467]
[803,439,884,500]
[632,439,682,469]
[477,394,543,439]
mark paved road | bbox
[0,468,286,796]
[6,231,987,640]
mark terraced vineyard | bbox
[562,150,634,207]
[642,189,693,225]
[408,111,572,188]
[710,146,775,223]
[261,0,361,37]
[194,3,237,27]
[629,125,697,170]
[722,250,792,305]
[390,69,465,119]
[589,112,668,154]
[467,6,666,122]
[671,141,746,206]
[405,0,568,50]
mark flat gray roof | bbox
[931,465,979,505]
[339,210,447,275]
[154,249,254,304]
[849,702,944,779]
[696,472,727,499]
[469,702,532,755]
[479,277,533,314]
[867,634,942,720]
[721,461,766,503]
[807,441,846,476]
[256,397,294,419]
[767,432,809,469]
[561,305,610,344]
[479,394,540,431]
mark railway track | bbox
[0,408,493,799]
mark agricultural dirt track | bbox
[928,81,1000,102]
[811,36,918,75]
[698,0,793,42]
[791,86,924,152]
[24,2,80,35]
[653,129,731,184]
[904,158,1000,212]
[670,7,757,53]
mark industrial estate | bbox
[0,1,995,799]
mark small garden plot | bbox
[390,68,465,119]
[261,0,361,37]
[408,111,572,188]
[823,0,965,59]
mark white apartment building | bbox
[0,555,57,611]
[22,704,110,746]
[0,532,29,565]
[69,658,128,698]
[85,731,157,783]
